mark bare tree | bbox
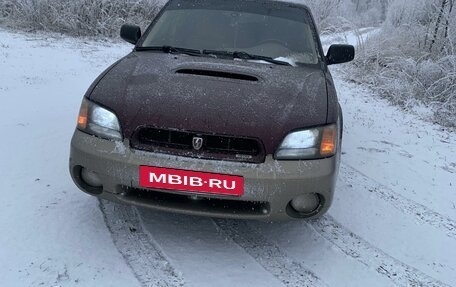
[443,0,454,41]
[429,0,449,52]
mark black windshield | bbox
[139,0,321,66]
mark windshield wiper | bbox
[203,50,291,66]
[136,46,202,57]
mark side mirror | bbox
[326,44,355,65]
[120,24,141,45]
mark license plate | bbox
[139,166,244,197]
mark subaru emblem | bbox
[192,137,204,151]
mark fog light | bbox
[81,168,102,188]
[290,193,321,214]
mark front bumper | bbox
[69,130,340,220]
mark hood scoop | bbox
[176,69,258,82]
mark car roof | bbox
[272,0,312,11]
[166,0,312,13]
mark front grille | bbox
[130,127,265,163]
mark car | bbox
[69,0,355,220]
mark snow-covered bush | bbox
[300,0,348,34]
[0,0,163,37]
[348,0,456,127]
[2,0,387,38]
[286,0,386,35]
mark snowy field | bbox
[0,28,455,287]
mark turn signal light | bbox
[320,125,337,156]
[77,99,89,129]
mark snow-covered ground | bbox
[0,28,455,287]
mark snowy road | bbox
[0,29,455,287]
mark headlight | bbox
[77,98,122,141]
[275,124,338,160]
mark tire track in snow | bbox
[308,215,449,287]
[99,200,185,287]
[341,164,456,239]
[213,219,329,287]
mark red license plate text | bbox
[139,166,244,197]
